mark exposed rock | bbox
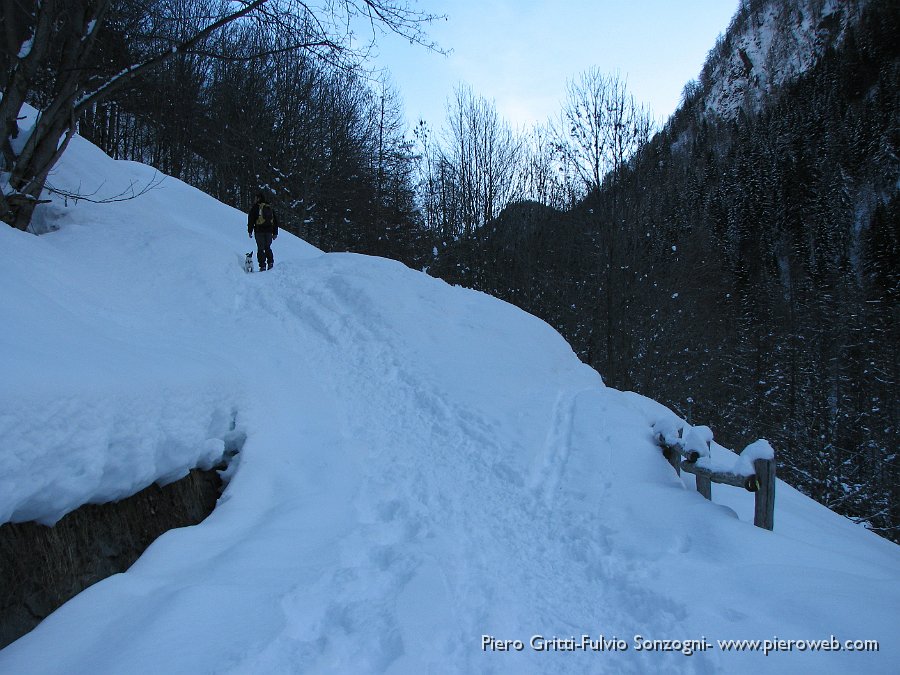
[0,467,223,650]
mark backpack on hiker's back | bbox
[250,194,277,237]
[256,202,273,229]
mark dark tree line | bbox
[1,0,439,266]
[70,2,434,264]
[429,1,899,541]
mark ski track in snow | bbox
[209,259,696,673]
[219,261,712,674]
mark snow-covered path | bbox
[1,126,898,674]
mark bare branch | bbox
[43,171,166,204]
[75,0,270,114]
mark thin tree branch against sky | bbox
[371,0,740,129]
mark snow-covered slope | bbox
[699,0,866,120]
[1,117,898,674]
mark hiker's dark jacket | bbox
[248,202,279,236]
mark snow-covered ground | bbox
[1,117,898,674]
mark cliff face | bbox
[694,0,868,120]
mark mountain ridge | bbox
[692,0,868,121]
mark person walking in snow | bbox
[248,191,279,271]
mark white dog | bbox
[244,252,254,273]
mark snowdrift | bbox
[1,113,898,674]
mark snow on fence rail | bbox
[652,419,776,531]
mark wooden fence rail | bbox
[656,434,776,531]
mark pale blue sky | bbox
[371,1,740,131]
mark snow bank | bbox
[683,424,713,458]
[0,388,237,524]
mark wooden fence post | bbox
[695,474,712,500]
[663,444,681,476]
[753,457,776,531]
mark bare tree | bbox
[441,84,520,237]
[514,123,579,210]
[555,68,651,194]
[1,0,441,232]
[363,74,418,257]
[556,68,653,382]
[555,66,610,193]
